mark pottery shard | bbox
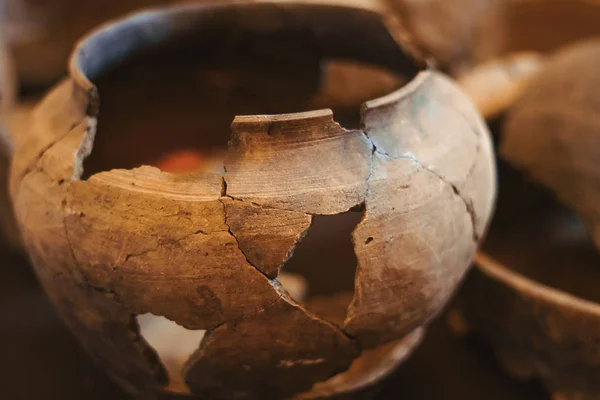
[363,72,494,241]
[10,80,89,196]
[63,166,282,330]
[14,164,166,397]
[346,155,474,347]
[185,292,358,400]
[345,71,494,348]
[221,197,312,278]
[429,73,496,240]
[224,110,372,215]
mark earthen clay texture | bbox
[9,2,496,398]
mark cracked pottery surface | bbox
[9,2,496,399]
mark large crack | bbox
[39,113,366,371]
[385,150,477,242]
[360,128,479,242]
[59,173,315,333]
[218,188,359,346]
[218,195,273,282]
[23,87,369,394]
[16,157,128,312]
[61,189,168,386]
[363,130,377,202]
[60,185,285,336]
[220,175,368,217]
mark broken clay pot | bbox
[9,2,496,399]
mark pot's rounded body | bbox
[9,2,496,398]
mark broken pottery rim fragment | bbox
[476,253,600,316]
[10,1,496,398]
[469,252,600,398]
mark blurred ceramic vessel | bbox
[9,2,495,399]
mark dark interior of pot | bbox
[481,164,600,304]
[475,0,600,60]
[76,3,418,178]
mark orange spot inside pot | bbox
[155,149,225,175]
[155,150,208,174]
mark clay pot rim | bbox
[66,0,427,125]
[475,252,600,317]
[9,0,492,213]
[54,0,449,191]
